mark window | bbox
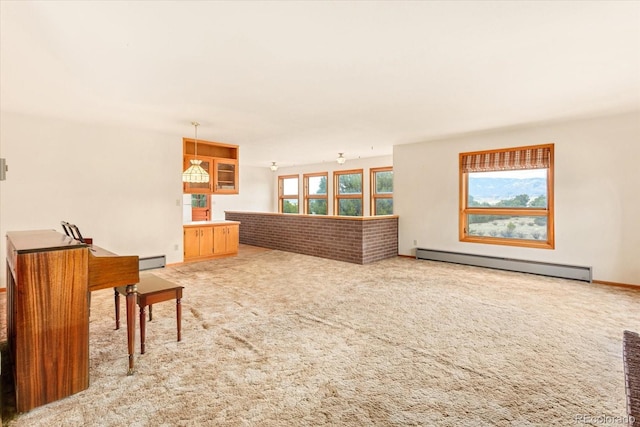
[459,144,554,249]
[334,169,363,216]
[371,167,393,215]
[278,175,299,213]
[304,172,328,215]
[191,194,210,221]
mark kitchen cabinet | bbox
[184,221,240,261]
[213,159,238,194]
[213,223,239,255]
[183,226,214,259]
[183,138,239,194]
[183,155,213,194]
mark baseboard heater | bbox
[139,255,166,271]
[415,248,592,282]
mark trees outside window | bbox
[371,167,393,215]
[304,173,328,215]
[334,169,363,216]
[278,175,299,213]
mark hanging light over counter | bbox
[182,121,210,183]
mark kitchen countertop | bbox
[183,220,240,227]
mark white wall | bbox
[394,111,640,284]
[271,155,394,216]
[0,111,271,286]
[3,109,637,285]
[211,165,273,220]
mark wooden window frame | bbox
[303,172,328,215]
[370,167,393,216]
[278,174,299,214]
[459,143,555,249]
[333,169,364,216]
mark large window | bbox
[278,175,299,213]
[459,144,554,249]
[370,167,393,215]
[304,172,328,215]
[334,169,363,216]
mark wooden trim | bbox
[593,280,640,290]
[464,207,548,216]
[165,262,184,268]
[460,235,554,249]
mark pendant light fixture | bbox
[182,121,210,183]
[336,153,346,165]
[270,162,279,172]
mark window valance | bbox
[461,145,552,173]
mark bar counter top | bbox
[183,220,241,227]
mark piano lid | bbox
[7,230,87,254]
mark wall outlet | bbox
[174,244,179,251]
[413,240,418,246]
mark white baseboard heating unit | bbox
[139,255,166,271]
[415,248,592,282]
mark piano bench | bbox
[115,274,184,355]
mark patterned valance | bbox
[461,145,552,173]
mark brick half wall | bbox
[225,212,398,264]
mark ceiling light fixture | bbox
[270,162,279,172]
[182,121,210,183]
[336,153,346,165]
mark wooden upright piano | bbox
[6,229,140,413]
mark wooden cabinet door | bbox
[226,225,239,254]
[213,226,227,254]
[184,228,201,259]
[213,159,238,194]
[183,155,213,194]
[200,227,214,256]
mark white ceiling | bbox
[1,1,639,167]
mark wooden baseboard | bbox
[593,280,640,290]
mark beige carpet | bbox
[2,246,639,426]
